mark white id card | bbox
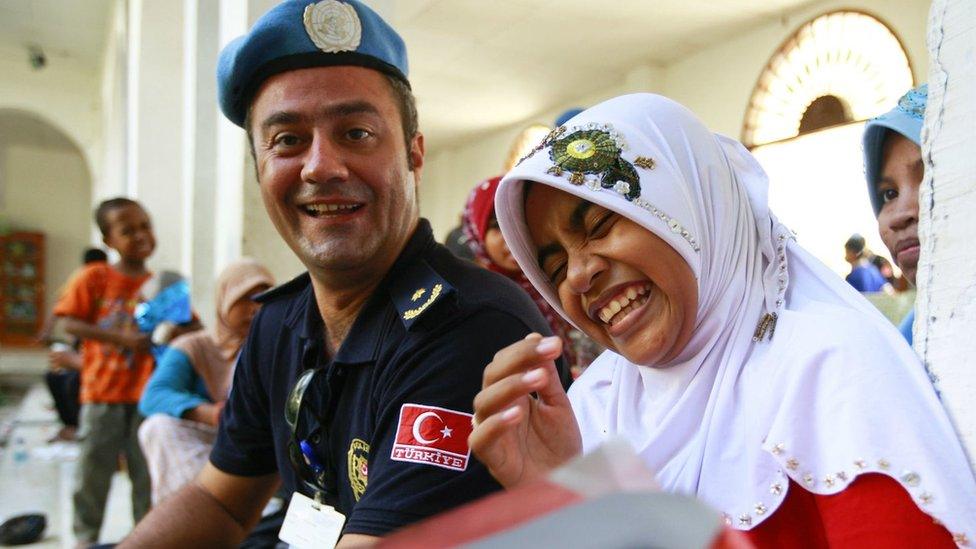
[279,492,345,548]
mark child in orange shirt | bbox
[54,198,156,544]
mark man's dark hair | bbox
[244,74,419,169]
[844,233,867,255]
[94,197,143,237]
[386,75,419,168]
[81,247,108,264]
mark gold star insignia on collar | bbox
[403,284,442,320]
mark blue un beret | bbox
[217,0,409,128]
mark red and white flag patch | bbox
[391,403,474,472]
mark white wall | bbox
[420,0,931,240]
[0,39,103,318]
[0,44,102,203]
[1,143,92,321]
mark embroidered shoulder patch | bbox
[347,438,369,501]
[390,404,474,472]
[389,260,455,329]
[403,284,441,320]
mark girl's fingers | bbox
[473,367,548,424]
[533,360,573,409]
[483,335,564,387]
[469,404,523,459]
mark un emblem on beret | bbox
[303,0,362,53]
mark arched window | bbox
[746,11,915,286]
[742,11,913,148]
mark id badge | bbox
[279,492,345,548]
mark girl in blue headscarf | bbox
[862,84,927,344]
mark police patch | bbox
[347,438,369,501]
[390,404,474,472]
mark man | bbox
[842,233,886,293]
[122,1,564,546]
[862,84,926,344]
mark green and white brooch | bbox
[545,125,645,201]
[519,122,699,252]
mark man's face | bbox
[876,133,922,285]
[250,66,424,281]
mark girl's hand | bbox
[469,334,582,487]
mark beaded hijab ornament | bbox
[545,126,643,200]
[519,123,701,253]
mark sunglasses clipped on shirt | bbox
[285,367,337,500]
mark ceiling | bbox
[388,0,819,147]
[0,0,113,73]
[0,0,819,148]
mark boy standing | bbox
[54,198,155,545]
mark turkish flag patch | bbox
[391,403,474,472]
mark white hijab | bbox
[495,94,976,538]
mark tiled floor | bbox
[0,374,134,548]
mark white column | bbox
[124,0,141,200]
[125,0,187,273]
[213,0,249,274]
[98,0,129,208]
[182,0,221,326]
[916,0,976,469]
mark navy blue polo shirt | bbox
[211,219,566,536]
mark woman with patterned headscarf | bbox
[863,84,927,344]
[463,176,600,377]
[469,94,974,545]
[138,258,274,503]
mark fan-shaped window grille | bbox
[505,124,551,171]
[742,11,913,148]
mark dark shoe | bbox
[0,513,46,545]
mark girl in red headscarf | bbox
[462,176,600,377]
